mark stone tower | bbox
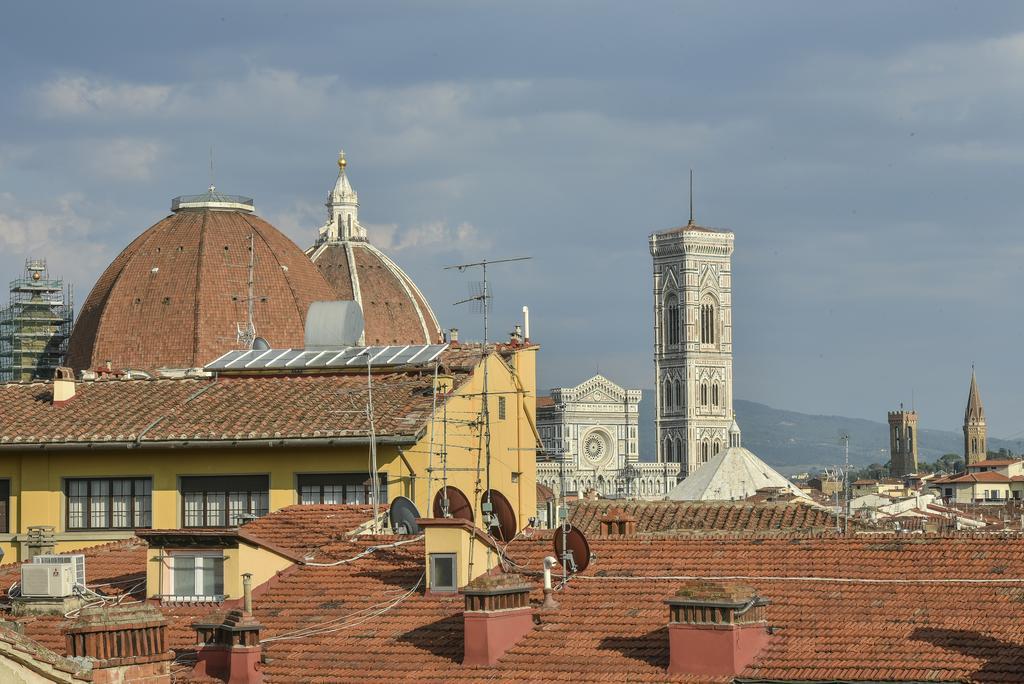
[963,369,987,465]
[887,408,918,477]
[650,215,735,479]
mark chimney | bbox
[598,507,637,537]
[64,604,173,683]
[191,607,263,684]
[462,573,534,666]
[509,324,523,345]
[52,366,75,406]
[665,581,771,677]
[25,525,55,560]
[449,328,460,344]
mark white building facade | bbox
[650,220,736,479]
[536,374,679,501]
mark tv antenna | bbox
[839,433,850,534]
[445,256,531,539]
[230,234,267,349]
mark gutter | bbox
[0,434,419,452]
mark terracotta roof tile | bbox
[9,507,1024,682]
[569,499,850,536]
[0,369,464,446]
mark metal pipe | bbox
[541,556,559,610]
[242,572,253,613]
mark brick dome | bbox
[305,151,442,345]
[67,191,337,371]
[307,241,442,345]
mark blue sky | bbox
[2,2,1023,441]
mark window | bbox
[67,478,151,530]
[700,302,716,344]
[674,380,681,408]
[497,396,507,420]
[0,480,9,534]
[712,384,719,407]
[430,553,457,592]
[664,380,672,409]
[665,294,679,346]
[297,474,387,506]
[944,488,953,498]
[181,476,268,527]
[700,383,708,407]
[169,553,224,601]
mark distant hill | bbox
[638,391,1019,474]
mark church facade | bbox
[650,218,736,479]
[536,374,679,501]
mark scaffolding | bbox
[0,259,74,382]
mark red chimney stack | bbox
[64,605,173,683]
[461,573,534,666]
[665,580,771,678]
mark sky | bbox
[1,2,1023,439]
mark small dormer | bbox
[417,518,504,593]
[137,529,298,603]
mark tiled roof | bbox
[569,499,847,536]
[9,507,1024,682]
[67,209,337,372]
[944,472,1013,484]
[970,459,1019,467]
[535,395,554,408]
[0,370,459,447]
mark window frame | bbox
[66,477,152,531]
[429,552,458,592]
[180,475,269,528]
[165,551,225,602]
[296,473,387,506]
[0,480,9,534]
[497,395,507,420]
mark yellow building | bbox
[0,342,538,563]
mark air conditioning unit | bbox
[33,554,86,588]
[21,564,74,598]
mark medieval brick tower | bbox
[963,369,987,466]
[650,209,735,480]
[887,408,919,477]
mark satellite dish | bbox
[481,489,517,542]
[553,524,591,574]
[432,486,474,522]
[389,496,422,534]
[252,336,270,350]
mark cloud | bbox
[0,194,113,288]
[369,220,491,254]
[35,76,172,116]
[84,138,165,181]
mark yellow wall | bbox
[421,523,496,589]
[0,347,539,564]
[143,542,293,600]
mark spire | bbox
[728,412,742,448]
[318,149,365,243]
[965,367,985,424]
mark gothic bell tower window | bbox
[665,294,680,346]
[700,299,717,345]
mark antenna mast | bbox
[446,256,531,537]
[841,433,850,534]
[235,234,258,348]
[689,168,694,225]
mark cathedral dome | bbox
[67,189,337,371]
[306,152,442,345]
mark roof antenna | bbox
[688,168,694,225]
[209,145,216,192]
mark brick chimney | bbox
[191,586,263,684]
[598,507,637,537]
[665,580,771,678]
[462,573,534,666]
[64,604,173,683]
[52,366,76,406]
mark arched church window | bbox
[665,294,679,346]
[906,427,913,451]
[713,440,720,456]
[700,300,717,345]
[664,380,672,409]
[674,380,682,407]
[700,383,708,406]
[676,436,684,463]
[712,385,719,406]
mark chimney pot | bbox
[52,366,76,406]
[449,328,459,344]
[665,580,771,677]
